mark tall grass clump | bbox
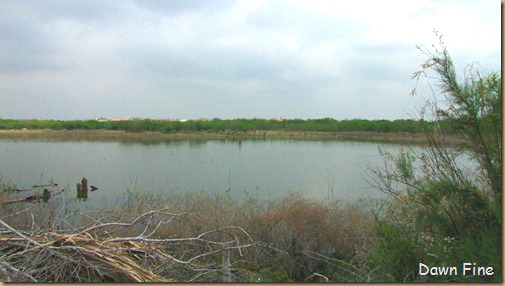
[366,32,501,282]
[134,191,378,282]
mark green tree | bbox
[368,33,502,282]
[412,32,502,199]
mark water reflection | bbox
[0,138,422,210]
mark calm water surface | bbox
[0,139,417,208]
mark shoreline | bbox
[0,129,465,145]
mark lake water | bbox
[0,138,419,208]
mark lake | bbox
[0,138,420,209]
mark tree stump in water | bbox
[77,177,88,200]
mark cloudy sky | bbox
[0,0,501,120]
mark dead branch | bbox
[0,208,258,282]
[0,261,38,282]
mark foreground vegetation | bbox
[0,188,378,282]
[0,36,500,282]
[368,34,501,282]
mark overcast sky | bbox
[0,0,501,120]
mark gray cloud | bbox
[133,0,236,15]
[0,4,56,73]
[0,0,125,74]
[0,0,500,120]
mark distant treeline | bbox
[0,118,459,134]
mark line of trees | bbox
[0,118,459,134]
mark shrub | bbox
[367,33,502,282]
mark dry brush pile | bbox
[0,200,257,282]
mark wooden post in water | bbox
[76,177,88,200]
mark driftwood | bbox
[2,185,63,206]
[0,218,166,282]
[0,208,256,282]
[25,188,51,203]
